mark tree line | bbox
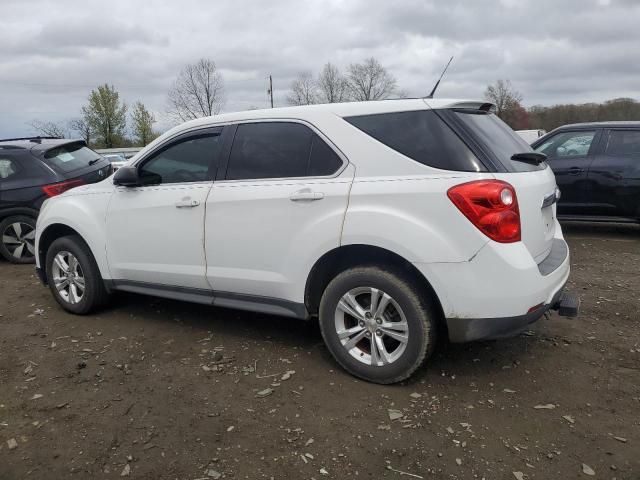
[484,79,640,132]
[29,59,638,147]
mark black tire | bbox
[45,235,109,314]
[0,215,37,264]
[318,266,437,384]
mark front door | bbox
[205,121,353,308]
[106,128,223,289]
[534,129,599,215]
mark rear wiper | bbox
[88,158,101,166]
[511,152,547,165]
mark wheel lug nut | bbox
[376,318,382,324]
[376,329,382,336]
[359,320,365,327]
[365,312,372,318]
[365,331,371,337]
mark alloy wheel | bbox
[51,251,85,304]
[2,222,35,261]
[334,287,409,366]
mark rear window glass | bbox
[345,110,486,172]
[43,143,102,173]
[453,111,546,172]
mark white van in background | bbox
[516,129,547,144]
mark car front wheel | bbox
[45,235,108,314]
[318,266,437,384]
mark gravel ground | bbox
[1,223,639,480]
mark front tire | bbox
[318,266,437,384]
[45,235,108,314]
[0,215,36,264]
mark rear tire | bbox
[0,215,37,264]
[318,266,437,384]
[45,235,109,314]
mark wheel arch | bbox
[304,244,446,328]
[37,223,84,274]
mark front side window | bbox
[226,122,342,180]
[605,130,640,156]
[346,110,486,172]
[139,134,221,184]
[535,131,596,159]
[0,158,18,179]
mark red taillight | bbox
[447,180,521,243]
[42,179,85,197]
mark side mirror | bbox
[113,166,161,187]
[113,166,140,187]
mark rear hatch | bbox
[39,141,112,185]
[447,109,558,262]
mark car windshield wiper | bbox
[511,152,547,165]
[88,158,101,166]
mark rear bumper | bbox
[414,230,576,342]
[446,286,579,342]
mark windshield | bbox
[453,111,547,172]
[43,143,102,173]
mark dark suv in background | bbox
[0,137,111,263]
[533,122,640,223]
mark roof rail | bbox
[0,136,62,144]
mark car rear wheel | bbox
[0,215,36,264]
[318,266,437,384]
[45,235,109,314]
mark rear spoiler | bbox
[424,100,495,112]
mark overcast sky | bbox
[1,0,638,137]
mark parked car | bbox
[0,137,112,263]
[516,129,546,144]
[532,122,640,222]
[34,99,578,383]
[101,153,128,171]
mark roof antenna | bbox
[425,56,454,99]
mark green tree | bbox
[130,101,157,146]
[82,84,127,148]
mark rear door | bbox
[533,129,600,215]
[205,121,353,305]
[588,128,640,218]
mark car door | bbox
[534,129,600,215]
[588,128,640,218]
[106,127,223,289]
[205,120,354,313]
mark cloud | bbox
[1,0,638,137]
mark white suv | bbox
[35,99,578,384]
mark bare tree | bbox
[346,57,397,101]
[131,101,157,146]
[167,58,225,121]
[316,63,349,103]
[27,120,66,138]
[68,118,91,145]
[286,71,318,106]
[484,79,524,118]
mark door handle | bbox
[568,167,583,175]
[289,189,324,202]
[175,198,200,208]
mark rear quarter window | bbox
[345,110,486,172]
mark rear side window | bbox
[534,131,596,158]
[226,122,342,180]
[454,111,545,172]
[605,130,640,156]
[0,157,19,179]
[345,110,485,172]
[44,143,102,173]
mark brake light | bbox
[447,180,521,243]
[42,179,85,197]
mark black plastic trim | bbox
[105,279,308,319]
[0,207,39,220]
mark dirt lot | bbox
[1,223,639,480]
